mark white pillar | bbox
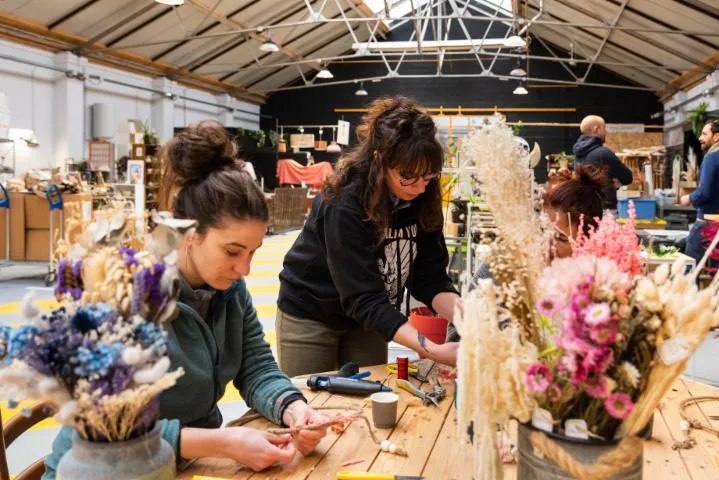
[216,94,234,127]
[53,52,86,167]
[151,77,175,143]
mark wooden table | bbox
[180,365,719,480]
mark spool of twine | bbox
[529,431,643,480]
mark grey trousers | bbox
[276,308,388,377]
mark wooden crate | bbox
[268,187,308,234]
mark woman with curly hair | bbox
[276,97,460,377]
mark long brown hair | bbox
[544,165,609,234]
[159,120,268,235]
[324,96,444,240]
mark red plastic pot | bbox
[409,307,449,346]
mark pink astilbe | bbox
[572,203,643,278]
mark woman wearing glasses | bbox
[276,96,460,377]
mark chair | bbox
[268,187,308,234]
[1,403,54,480]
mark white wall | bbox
[0,39,262,177]
[663,69,719,147]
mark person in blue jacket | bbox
[681,119,719,268]
[43,120,327,478]
[572,115,633,212]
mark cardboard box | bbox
[25,228,50,262]
[0,193,26,261]
[24,192,93,230]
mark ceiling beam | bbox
[659,50,719,100]
[0,10,266,103]
[72,2,159,55]
[47,0,102,30]
[185,0,319,72]
[581,0,628,82]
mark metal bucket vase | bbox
[517,422,643,480]
[57,423,175,480]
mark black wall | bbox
[261,21,663,182]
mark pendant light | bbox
[355,81,368,96]
[316,64,334,79]
[327,127,341,154]
[155,0,184,5]
[260,35,279,53]
[513,85,528,95]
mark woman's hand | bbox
[282,400,329,455]
[219,426,297,471]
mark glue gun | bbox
[302,375,392,396]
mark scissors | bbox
[386,363,427,382]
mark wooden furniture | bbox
[268,187,307,234]
[144,144,161,211]
[1,403,54,480]
[180,364,719,479]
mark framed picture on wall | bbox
[127,160,145,185]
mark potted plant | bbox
[0,214,193,479]
[688,102,708,138]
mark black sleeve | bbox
[408,230,458,308]
[605,149,633,185]
[323,203,408,341]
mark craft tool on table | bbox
[349,371,372,380]
[292,375,392,395]
[336,471,423,480]
[395,379,439,406]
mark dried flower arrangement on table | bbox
[456,123,719,480]
[0,211,194,443]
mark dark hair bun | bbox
[166,119,239,185]
[574,164,611,190]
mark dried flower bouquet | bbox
[0,212,194,442]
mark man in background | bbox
[572,115,633,212]
[681,120,719,268]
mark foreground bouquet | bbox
[0,212,195,441]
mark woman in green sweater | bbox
[43,121,327,478]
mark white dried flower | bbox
[381,440,391,451]
[680,420,690,432]
[653,263,670,285]
[133,357,170,384]
[621,361,640,388]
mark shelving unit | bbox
[0,138,16,178]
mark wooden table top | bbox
[180,364,719,480]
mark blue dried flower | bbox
[7,325,40,360]
[70,304,113,333]
[0,324,10,358]
[90,364,135,396]
[73,343,123,378]
[134,323,167,357]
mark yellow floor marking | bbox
[246,284,280,295]
[0,299,59,315]
[255,304,277,319]
[245,270,281,279]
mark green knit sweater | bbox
[43,277,300,479]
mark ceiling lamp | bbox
[259,38,279,53]
[316,65,334,79]
[505,35,527,48]
[327,127,341,153]
[355,82,368,96]
[513,85,529,95]
[155,0,184,5]
[510,67,527,76]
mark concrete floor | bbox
[3,230,719,475]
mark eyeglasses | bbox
[398,173,440,186]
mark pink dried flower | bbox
[589,321,618,346]
[572,292,591,312]
[573,207,643,278]
[584,303,611,326]
[537,297,560,317]
[582,347,614,374]
[572,361,589,385]
[547,383,563,403]
[526,363,553,394]
[585,375,611,399]
[557,354,577,376]
[605,392,634,419]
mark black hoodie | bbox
[572,134,633,209]
[278,192,457,341]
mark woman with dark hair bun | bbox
[44,120,327,479]
[276,97,461,377]
[544,164,610,259]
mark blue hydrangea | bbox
[134,323,167,357]
[6,325,40,360]
[70,304,113,333]
[73,342,123,378]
